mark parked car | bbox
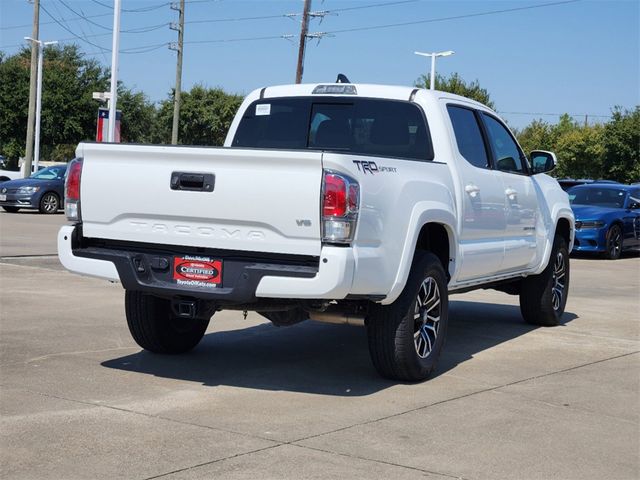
[0,164,67,214]
[0,157,45,182]
[58,82,573,381]
[568,184,640,259]
[557,178,620,191]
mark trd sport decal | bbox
[173,256,221,288]
[352,160,397,174]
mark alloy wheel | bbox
[413,276,441,358]
[608,227,622,259]
[551,251,566,311]
[42,193,58,213]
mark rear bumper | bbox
[58,225,355,304]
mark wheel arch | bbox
[381,203,457,305]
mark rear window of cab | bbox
[232,97,434,161]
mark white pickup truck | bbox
[58,82,574,381]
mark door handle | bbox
[170,172,215,192]
[465,184,480,198]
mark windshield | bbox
[567,187,627,208]
[30,165,66,180]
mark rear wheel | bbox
[520,234,570,326]
[39,192,59,214]
[125,291,210,354]
[366,252,449,381]
[604,224,623,260]
[2,206,19,213]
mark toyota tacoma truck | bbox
[58,82,574,381]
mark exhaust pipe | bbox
[308,312,365,327]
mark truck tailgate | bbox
[77,143,323,256]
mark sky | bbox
[1,0,638,129]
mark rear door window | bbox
[446,105,490,169]
[233,97,433,161]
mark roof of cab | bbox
[257,83,491,110]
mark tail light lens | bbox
[65,158,83,221]
[322,170,359,244]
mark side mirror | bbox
[628,197,640,210]
[530,150,557,175]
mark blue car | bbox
[0,164,67,214]
[568,183,640,259]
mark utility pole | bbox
[295,0,312,84]
[108,0,122,142]
[170,0,185,145]
[25,38,58,171]
[23,0,39,178]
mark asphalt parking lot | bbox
[1,211,639,480]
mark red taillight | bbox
[66,159,82,201]
[65,158,83,221]
[323,173,347,217]
[321,170,359,244]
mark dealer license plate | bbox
[173,255,222,289]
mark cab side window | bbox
[447,105,490,169]
[481,113,527,174]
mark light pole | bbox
[414,50,455,90]
[108,0,122,142]
[25,37,57,171]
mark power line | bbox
[89,0,170,13]
[58,0,111,31]
[322,0,581,35]
[39,2,109,51]
[184,35,291,45]
[184,0,418,25]
[1,13,112,31]
[498,111,612,118]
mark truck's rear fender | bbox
[380,204,457,305]
[529,174,575,275]
[320,153,456,304]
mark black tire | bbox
[520,234,570,326]
[125,291,210,354]
[2,206,19,213]
[366,251,449,381]
[39,192,59,214]
[604,224,623,260]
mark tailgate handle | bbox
[170,172,215,192]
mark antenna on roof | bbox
[336,74,350,84]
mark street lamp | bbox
[108,0,122,142]
[25,37,57,171]
[414,50,455,90]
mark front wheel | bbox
[366,252,449,381]
[519,234,570,326]
[39,192,59,214]
[125,291,210,354]
[604,224,623,260]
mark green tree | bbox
[153,85,243,145]
[415,72,494,108]
[117,87,156,144]
[0,44,156,163]
[601,106,640,183]
[515,119,554,155]
[554,123,605,179]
